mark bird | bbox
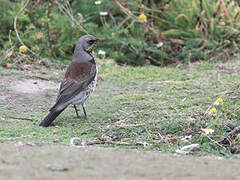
[39,35,104,127]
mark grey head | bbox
[73,35,104,62]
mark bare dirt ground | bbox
[1,143,240,180]
[9,78,58,94]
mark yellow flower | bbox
[219,21,225,26]
[138,13,147,22]
[213,98,223,106]
[19,45,27,52]
[210,108,217,114]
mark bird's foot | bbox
[76,115,87,120]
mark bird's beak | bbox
[95,37,105,42]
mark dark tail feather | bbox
[39,109,65,127]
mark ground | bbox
[0,59,240,179]
[1,143,240,180]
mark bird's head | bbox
[73,35,104,62]
[76,35,104,53]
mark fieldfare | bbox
[40,35,104,127]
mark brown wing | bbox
[51,60,96,110]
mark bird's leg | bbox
[81,104,87,119]
[73,104,87,119]
[73,105,80,118]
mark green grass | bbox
[0,59,240,157]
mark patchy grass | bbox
[0,59,240,157]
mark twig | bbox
[31,75,50,81]
[84,139,148,147]
[8,30,13,48]
[144,127,154,141]
[48,166,69,172]
[148,80,184,84]
[216,90,234,96]
[87,140,132,146]
[14,0,37,56]
[114,0,136,19]
[47,1,53,53]
[157,133,170,146]
[30,0,41,10]
[6,116,34,121]
[115,123,145,128]
[114,117,129,126]
[117,17,130,30]
[64,0,73,15]
[54,0,88,34]
[203,105,212,116]
[204,135,226,150]
[109,12,116,25]
[114,0,159,38]
[219,125,240,146]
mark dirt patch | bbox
[0,75,58,111]
[0,143,239,180]
[9,79,58,94]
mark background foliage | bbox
[0,0,240,66]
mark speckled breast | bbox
[73,66,98,105]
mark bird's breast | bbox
[72,66,98,105]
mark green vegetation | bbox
[1,0,240,66]
[0,59,239,157]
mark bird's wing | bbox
[51,60,96,111]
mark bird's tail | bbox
[39,109,65,127]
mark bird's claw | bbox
[76,115,87,120]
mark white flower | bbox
[156,42,163,48]
[95,1,101,5]
[100,11,108,16]
[213,98,223,106]
[77,13,83,20]
[98,50,106,55]
[202,128,214,135]
[213,101,220,106]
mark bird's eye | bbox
[88,40,95,44]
